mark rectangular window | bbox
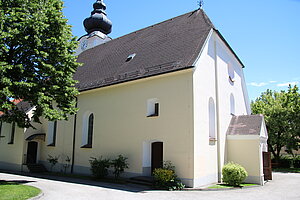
[154,103,159,116]
[147,98,159,117]
[8,122,15,144]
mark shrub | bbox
[222,162,248,186]
[47,155,59,172]
[111,155,129,179]
[272,155,300,168]
[153,161,185,190]
[89,156,110,179]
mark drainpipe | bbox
[71,97,78,173]
[214,35,221,182]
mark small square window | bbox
[147,98,159,117]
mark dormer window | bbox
[126,53,136,62]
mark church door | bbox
[26,141,38,164]
[151,142,163,174]
[263,152,272,180]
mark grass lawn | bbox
[0,182,41,200]
[208,183,257,189]
[272,168,300,173]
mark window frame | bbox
[47,121,58,147]
[8,122,15,144]
[81,113,94,148]
[147,99,159,117]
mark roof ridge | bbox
[113,9,200,40]
[82,9,204,53]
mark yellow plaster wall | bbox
[72,70,194,179]
[33,70,194,179]
[0,122,25,170]
[227,137,262,181]
[39,117,75,171]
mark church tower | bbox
[76,0,112,55]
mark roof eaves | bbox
[214,29,245,68]
[78,65,194,92]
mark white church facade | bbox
[0,0,270,188]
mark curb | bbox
[29,191,44,200]
[182,185,260,191]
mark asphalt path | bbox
[0,172,299,200]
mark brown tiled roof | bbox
[1,100,33,117]
[227,115,264,135]
[74,9,215,91]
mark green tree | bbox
[251,85,300,162]
[0,0,81,128]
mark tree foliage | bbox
[251,85,300,161]
[0,0,81,128]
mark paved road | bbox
[0,172,299,200]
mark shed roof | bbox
[227,115,264,135]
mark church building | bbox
[0,0,271,187]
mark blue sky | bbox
[63,0,300,100]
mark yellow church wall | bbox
[39,117,75,172]
[70,69,195,183]
[0,122,25,171]
[226,136,263,185]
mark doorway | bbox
[263,152,272,180]
[151,142,163,173]
[26,141,38,164]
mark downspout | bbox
[213,35,221,182]
[71,97,78,173]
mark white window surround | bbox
[208,98,216,140]
[81,111,94,147]
[147,98,159,117]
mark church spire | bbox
[83,0,112,35]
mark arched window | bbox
[82,112,94,148]
[208,98,216,140]
[228,63,235,85]
[87,113,94,147]
[230,94,235,115]
[0,121,2,137]
[47,121,57,146]
[8,122,15,144]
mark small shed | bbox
[226,115,270,185]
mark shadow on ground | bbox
[0,170,151,193]
[0,180,36,185]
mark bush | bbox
[153,161,185,190]
[222,162,248,186]
[111,155,129,179]
[89,157,110,179]
[47,155,59,172]
[272,155,300,168]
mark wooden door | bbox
[151,142,163,174]
[26,141,38,164]
[263,152,272,180]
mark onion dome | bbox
[83,0,112,35]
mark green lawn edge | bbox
[208,183,257,189]
[0,184,41,200]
